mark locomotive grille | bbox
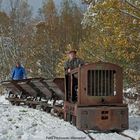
[87,70,116,96]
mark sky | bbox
[1,0,85,17]
[28,0,84,16]
[28,0,60,15]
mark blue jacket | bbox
[11,66,27,80]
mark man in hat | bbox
[64,50,84,102]
[64,50,85,73]
[11,61,27,80]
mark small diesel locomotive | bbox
[64,62,128,131]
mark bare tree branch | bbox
[9,0,19,11]
[120,9,140,20]
[0,0,3,10]
[124,0,140,12]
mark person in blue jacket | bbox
[11,62,27,80]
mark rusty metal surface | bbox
[1,78,65,99]
[64,62,128,131]
[76,106,128,131]
[64,102,128,131]
[65,62,124,105]
[64,101,77,116]
[53,78,65,93]
[78,62,123,106]
[44,79,64,99]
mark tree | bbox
[0,0,33,80]
[60,0,84,49]
[55,0,85,76]
[81,0,140,89]
[0,0,3,10]
[9,0,32,60]
[33,0,60,78]
[0,12,10,36]
[0,11,12,80]
[34,0,85,77]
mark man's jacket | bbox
[64,58,85,71]
[11,66,26,80]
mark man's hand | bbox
[68,68,71,73]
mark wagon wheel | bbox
[59,112,64,119]
[46,107,52,113]
[8,91,14,98]
[41,105,47,111]
[41,105,52,113]
[20,93,27,99]
[44,106,52,113]
[27,103,32,108]
[15,102,20,106]
[32,104,37,109]
[11,101,15,105]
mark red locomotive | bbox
[64,62,128,131]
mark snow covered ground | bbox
[0,95,140,140]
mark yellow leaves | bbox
[96,0,120,10]
[127,69,140,83]
[82,0,140,86]
[0,12,10,36]
[118,31,125,38]
[124,52,135,60]
[118,38,128,46]
[56,54,67,77]
[0,12,10,24]
[56,62,65,77]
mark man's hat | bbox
[66,50,77,54]
[15,60,21,64]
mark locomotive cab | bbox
[64,62,128,131]
[65,69,79,103]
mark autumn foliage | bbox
[0,0,139,91]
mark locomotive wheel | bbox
[65,113,72,123]
[72,116,76,126]
[65,113,68,121]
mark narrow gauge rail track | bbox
[82,130,95,140]
[117,132,136,140]
[82,130,137,140]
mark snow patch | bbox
[0,94,140,140]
